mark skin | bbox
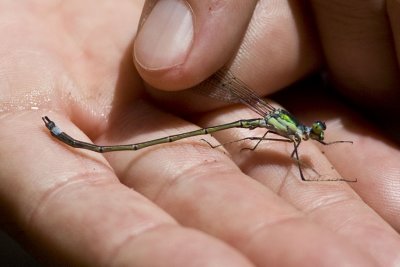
[1,0,400,266]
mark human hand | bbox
[1,1,251,266]
[1,1,399,267]
[133,0,400,265]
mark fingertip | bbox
[134,0,194,71]
[134,0,258,91]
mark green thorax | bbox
[265,108,326,142]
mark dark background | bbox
[0,230,40,267]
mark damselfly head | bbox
[310,121,326,141]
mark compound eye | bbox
[312,121,326,135]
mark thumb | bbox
[133,0,257,90]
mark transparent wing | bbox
[196,68,276,117]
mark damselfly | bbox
[42,69,353,181]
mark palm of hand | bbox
[1,1,400,266]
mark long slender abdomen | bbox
[132,118,264,150]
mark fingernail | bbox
[134,0,194,70]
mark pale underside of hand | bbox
[0,1,400,266]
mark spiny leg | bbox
[200,138,221,148]
[203,133,319,182]
[221,135,318,181]
[239,131,299,152]
[200,131,288,149]
[214,133,310,179]
[308,135,355,181]
[241,130,272,151]
[318,140,353,145]
[239,135,293,151]
[290,140,356,182]
[289,140,308,181]
[201,132,350,182]
[317,140,357,182]
[203,131,356,182]
[221,134,317,181]
[289,141,348,182]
